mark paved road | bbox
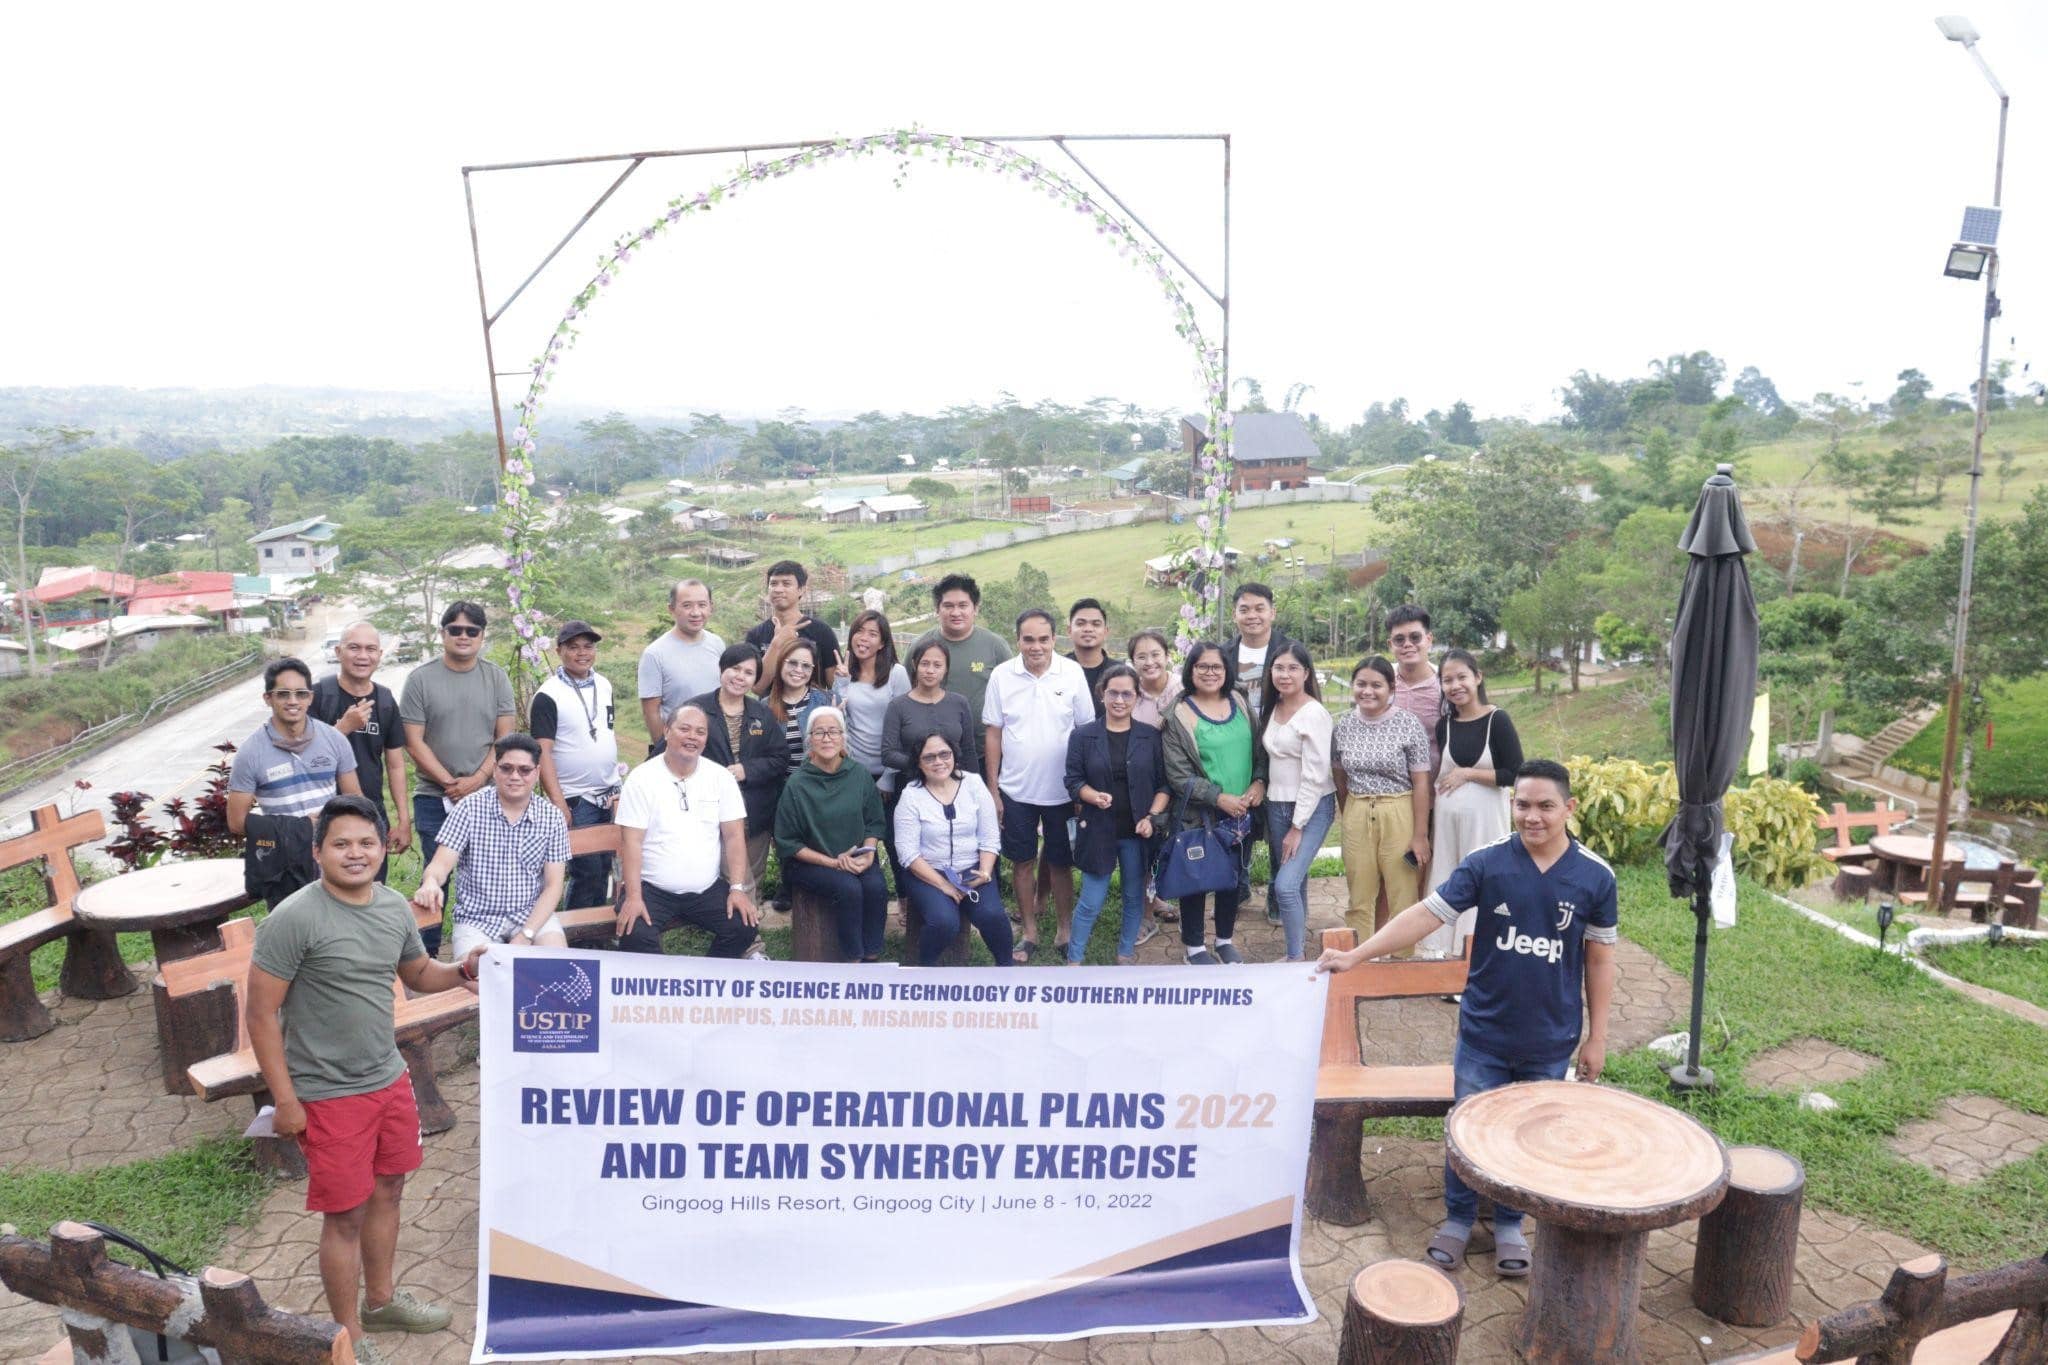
[0,660,419,845]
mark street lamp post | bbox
[1927,15,2008,892]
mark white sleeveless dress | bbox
[1419,709,1513,959]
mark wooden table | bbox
[73,860,254,1093]
[1446,1080,1728,1364]
[1869,834,1964,896]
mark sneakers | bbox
[351,1338,393,1365]
[1185,948,1220,965]
[1265,907,1282,926]
[1214,943,1245,964]
[360,1288,452,1335]
[1134,919,1161,948]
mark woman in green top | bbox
[1161,641,1267,964]
[774,707,889,962]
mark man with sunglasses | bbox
[400,601,516,955]
[613,702,763,958]
[1385,604,1442,773]
[411,734,570,957]
[229,657,365,835]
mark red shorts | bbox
[300,1072,423,1213]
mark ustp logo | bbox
[513,958,600,1053]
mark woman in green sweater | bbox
[775,707,889,962]
[1161,641,1268,964]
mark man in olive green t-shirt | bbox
[248,795,484,1362]
[918,573,1012,722]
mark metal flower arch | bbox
[493,129,1235,693]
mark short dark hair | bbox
[932,573,980,607]
[494,733,542,764]
[1516,758,1573,799]
[718,642,762,679]
[315,794,388,847]
[1095,662,1141,702]
[765,559,807,587]
[264,657,312,692]
[1386,604,1432,633]
[442,599,488,628]
[1015,607,1056,637]
[1126,628,1172,662]
[1351,655,1396,688]
[909,730,959,786]
[907,637,950,677]
[1181,641,1235,695]
[1068,597,1107,623]
[1233,582,1274,606]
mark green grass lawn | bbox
[1514,678,1670,766]
[0,1138,268,1270]
[1891,673,2048,813]
[1922,937,2048,1011]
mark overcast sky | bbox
[3,1,2040,429]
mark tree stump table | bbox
[74,859,253,1094]
[1339,1259,1464,1365]
[1693,1145,1805,1327]
[1445,1079,1729,1365]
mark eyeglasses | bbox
[675,783,691,813]
[1390,631,1426,645]
[810,728,844,740]
[1103,690,1137,701]
[495,762,536,777]
[444,624,483,638]
[267,689,313,701]
[1193,663,1225,673]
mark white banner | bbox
[473,951,1325,1359]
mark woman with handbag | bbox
[688,643,790,901]
[1420,648,1522,958]
[1065,664,1169,964]
[894,733,1009,966]
[1160,642,1267,964]
[776,708,890,962]
[1333,655,1432,941]
[1260,642,1336,962]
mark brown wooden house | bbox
[1182,411,1317,492]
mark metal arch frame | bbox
[460,132,1231,469]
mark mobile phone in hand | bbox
[1402,849,1419,867]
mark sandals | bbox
[1134,919,1161,947]
[1013,941,1038,964]
[1150,898,1179,924]
[1426,1223,1471,1271]
[1494,1224,1530,1278]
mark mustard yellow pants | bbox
[1340,792,1419,940]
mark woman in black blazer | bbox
[1063,664,1169,964]
[687,643,791,897]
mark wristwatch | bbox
[730,883,752,895]
[517,927,537,942]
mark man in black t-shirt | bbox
[1062,598,1116,718]
[742,559,842,680]
[310,621,410,879]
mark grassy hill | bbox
[1891,673,2048,814]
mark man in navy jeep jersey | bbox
[1317,758,1616,1279]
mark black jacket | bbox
[1063,719,1167,877]
[242,813,317,910]
[687,690,790,835]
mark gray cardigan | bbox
[1160,690,1268,827]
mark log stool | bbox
[898,894,973,966]
[1339,1259,1464,1364]
[1833,863,1875,903]
[1692,1145,1805,1327]
[789,887,844,963]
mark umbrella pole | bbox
[1670,889,1717,1091]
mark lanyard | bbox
[559,668,600,741]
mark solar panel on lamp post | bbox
[1926,16,2009,896]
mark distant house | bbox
[1182,412,1316,492]
[0,639,25,678]
[699,546,758,569]
[47,614,212,656]
[818,497,867,524]
[1107,457,1149,493]
[249,515,341,581]
[858,494,927,524]
[18,567,139,625]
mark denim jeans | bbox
[905,876,1012,967]
[565,796,615,912]
[412,792,450,957]
[1265,793,1336,960]
[787,859,890,961]
[1070,836,1150,961]
[1442,1038,1573,1229]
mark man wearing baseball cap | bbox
[531,620,621,914]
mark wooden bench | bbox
[1815,801,1909,865]
[1714,1248,2046,1363]
[1900,859,2022,921]
[1308,926,1471,1225]
[160,918,477,1178]
[0,804,135,1042]
[559,821,622,944]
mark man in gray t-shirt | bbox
[919,575,1012,723]
[638,579,725,747]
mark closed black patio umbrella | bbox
[1661,463,1759,1091]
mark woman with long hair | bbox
[1160,642,1267,964]
[687,643,790,899]
[1065,664,1169,964]
[1420,648,1523,958]
[1260,642,1336,962]
[834,609,912,918]
[762,635,832,771]
[1123,628,1179,941]
[775,707,889,962]
[894,732,1008,967]
[1333,655,1432,941]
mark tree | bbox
[1827,443,1937,592]
[1995,444,2016,501]
[1890,368,1932,416]
[1589,508,1689,677]
[71,449,198,669]
[1732,366,1785,416]
[1499,539,1603,692]
[0,425,89,674]
[1649,351,1727,405]
[206,498,256,573]
[415,431,499,507]
[338,503,489,635]
[904,476,955,504]
[1442,400,1481,447]
[1559,370,1630,436]
[1232,377,1269,412]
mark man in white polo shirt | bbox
[983,608,1093,963]
[614,702,764,959]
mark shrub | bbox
[1564,756,1829,891]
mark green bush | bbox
[1565,756,1829,891]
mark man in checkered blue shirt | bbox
[411,733,571,957]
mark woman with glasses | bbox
[1160,642,1267,964]
[776,707,890,962]
[1065,664,1169,964]
[761,636,833,771]
[1333,656,1432,940]
[893,733,1007,967]
[1420,648,1523,959]
[688,644,789,903]
[833,610,912,919]
[1260,642,1336,962]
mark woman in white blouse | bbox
[1259,642,1335,962]
[892,732,1007,967]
